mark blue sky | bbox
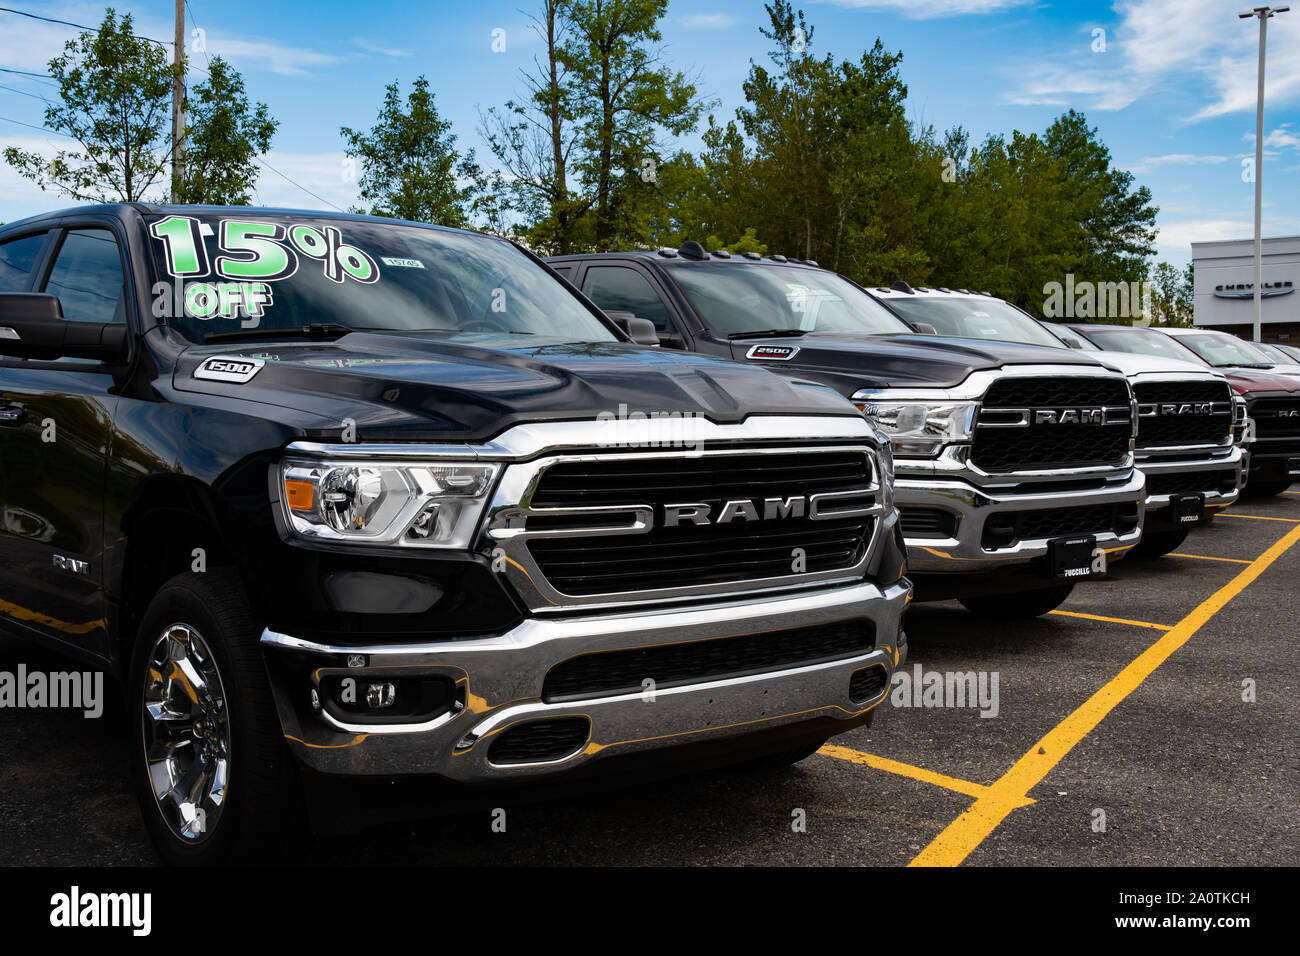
[1,0,1298,269]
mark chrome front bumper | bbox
[896,469,1146,573]
[1136,445,1243,513]
[261,580,911,779]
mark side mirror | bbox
[0,293,127,362]
[605,311,660,347]
[1060,336,1084,349]
[911,322,939,335]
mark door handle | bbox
[0,405,27,427]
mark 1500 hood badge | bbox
[194,356,265,383]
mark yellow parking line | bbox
[1168,552,1252,565]
[818,744,1034,807]
[1048,610,1171,631]
[910,522,1300,867]
[1220,513,1300,523]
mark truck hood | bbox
[170,332,860,441]
[1089,350,1226,380]
[730,332,1115,392]
[1219,367,1300,395]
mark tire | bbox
[129,569,305,865]
[1132,525,1191,560]
[959,583,1075,620]
[1245,477,1293,497]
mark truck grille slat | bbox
[973,377,1132,472]
[542,620,876,702]
[524,451,878,597]
[1134,380,1233,447]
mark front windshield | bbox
[1077,326,1206,362]
[146,213,616,343]
[665,263,911,337]
[1254,342,1299,365]
[1169,331,1276,367]
[884,295,1068,349]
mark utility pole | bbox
[171,0,185,204]
[1240,5,1289,343]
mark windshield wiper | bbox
[204,322,364,344]
[727,329,811,340]
[1216,362,1274,369]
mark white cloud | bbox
[816,0,1032,17]
[252,151,359,212]
[682,13,742,29]
[0,2,344,80]
[1009,0,1300,121]
[1125,152,1232,173]
[354,39,412,58]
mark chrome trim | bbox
[1137,445,1243,510]
[483,443,884,613]
[287,415,877,463]
[852,364,1137,484]
[895,469,1146,573]
[850,363,1131,404]
[260,579,912,778]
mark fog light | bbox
[366,682,397,709]
[309,688,321,712]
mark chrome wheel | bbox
[141,623,231,844]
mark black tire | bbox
[129,568,305,865]
[1132,525,1191,560]
[959,583,1075,620]
[1245,477,1293,497]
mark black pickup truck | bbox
[0,206,910,864]
[550,243,1145,617]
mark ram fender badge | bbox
[194,355,265,383]
[746,344,800,361]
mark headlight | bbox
[278,459,499,548]
[856,401,977,457]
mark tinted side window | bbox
[0,232,48,291]
[581,266,673,332]
[43,229,126,324]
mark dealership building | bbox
[1192,235,1300,342]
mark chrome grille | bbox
[1134,380,1233,448]
[973,376,1133,473]
[488,446,882,610]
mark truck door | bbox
[0,226,125,657]
[578,262,697,351]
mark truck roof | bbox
[0,203,486,241]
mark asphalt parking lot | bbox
[2,491,1298,867]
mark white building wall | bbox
[1191,235,1300,335]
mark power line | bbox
[0,81,49,102]
[0,113,59,134]
[0,66,53,79]
[254,156,345,212]
[0,6,172,46]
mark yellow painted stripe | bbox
[1048,609,1170,631]
[911,522,1300,867]
[1168,552,1252,565]
[1220,512,1300,523]
[819,744,1034,807]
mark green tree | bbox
[342,77,483,227]
[485,0,701,252]
[1148,261,1194,326]
[176,57,277,205]
[2,9,173,202]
